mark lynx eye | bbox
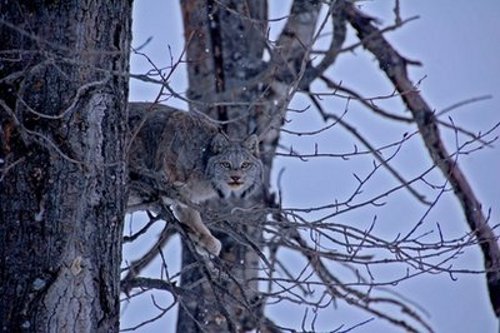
[241,162,251,169]
[220,162,231,169]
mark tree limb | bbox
[343,1,500,316]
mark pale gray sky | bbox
[124,1,500,332]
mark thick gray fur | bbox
[127,103,263,255]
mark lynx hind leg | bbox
[173,204,221,256]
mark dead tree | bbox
[0,2,132,332]
[121,1,499,332]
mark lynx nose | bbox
[230,175,241,182]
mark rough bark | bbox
[0,1,132,332]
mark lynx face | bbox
[206,134,263,199]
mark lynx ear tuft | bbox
[243,134,259,156]
[210,133,230,154]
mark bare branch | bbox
[343,1,500,316]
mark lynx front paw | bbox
[189,233,222,257]
[201,234,222,256]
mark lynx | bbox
[127,103,263,256]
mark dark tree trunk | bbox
[177,0,274,332]
[177,0,270,332]
[176,1,320,331]
[0,1,132,332]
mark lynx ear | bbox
[243,134,259,156]
[210,133,230,154]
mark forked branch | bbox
[343,1,500,316]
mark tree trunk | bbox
[176,1,323,331]
[177,0,275,332]
[0,1,132,332]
